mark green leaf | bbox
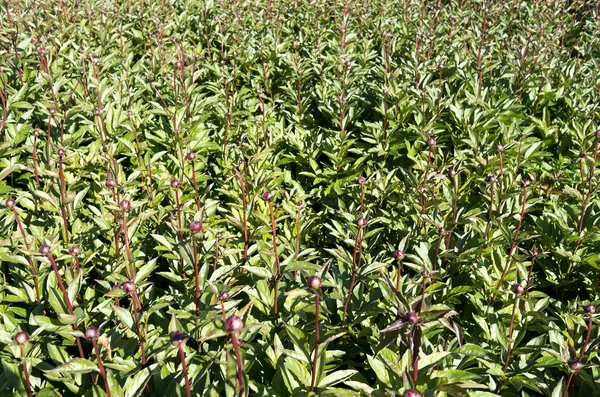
[285,261,321,272]
[112,305,135,330]
[318,370,358,388]
[124,365,157,397]
[46,358,99,374]
[242,265,272,279]
[151,234,173,251]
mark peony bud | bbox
[14,331,29,346]
[307,275,322,290]
[225,315,244,333]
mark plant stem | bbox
[93,340,112,397]
[444,173,459,268]
[293,206,302,280]
[434,232,443,271]
[231,333,244,389]
[11,206,40,302]
[574,136,599,252]
[498,151,504,213]
[578,312,593,361]
[190,159,201,212]
[411,325,420,384]
[111,186,120,257]
[419,274,428,313]
[20,345,32,397]
[175,188,183,235]
[419,146,433,213]
[268,201,281,317]
[122,211,134,278]
[130,289,146,366]
[193,238,200,315]
[562,312,593,397]
[502,293,519,375]
[178,344,192,397]
[213,235,219,272]
[234,168,249,263]
[47,253,75,312]
[513,133,524,179]
[147,165,155,207]
[525,255,536,296]
[343,225,364,323]
[483,181,495,244]
[494,184,528,299]
[310,293,320,392]
[32,134,40,188]
[58,155,71,243]
[359,183,365,215]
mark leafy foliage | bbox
[0,0,599,396]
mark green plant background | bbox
[0,0,599,396]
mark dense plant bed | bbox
[0,0,599,396]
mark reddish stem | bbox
[483,182,495,243]
[268,201,281,317]
[32,135,40,188]
[178,345,192,397]
[11,207,40,301]
[502,294,520,375]
[494,186,528,300]
[213,237,219,272]
[193,238,200,315]
[343,226,364,323]
[293,207,302,280]
[190,161,202,212]
[20,345,32,397]
[93,340,112,397]
[525,255,536,296]
[234,169,249,263]
[47,254,85,358]
[574,138,599,251]
[578,313,593,361]
[122,211,134,277]
[175,188,182,235]
[231,333,244,389]
[131,290,146,366]
[310,293,320,392]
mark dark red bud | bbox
[225,315,244,332]
[406,312,418,325]
[569,359,582,371]
[190,221,203,233]
[39,244,51,255]
[14,331,29,346]
[307,275,322,290]
[403,389,421,397]
[119,200,131,211]
[393,249,405,261]
[85,327,99,340]
[170,331,187,346]
[122,281,135,293]
[513,284,524,295]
